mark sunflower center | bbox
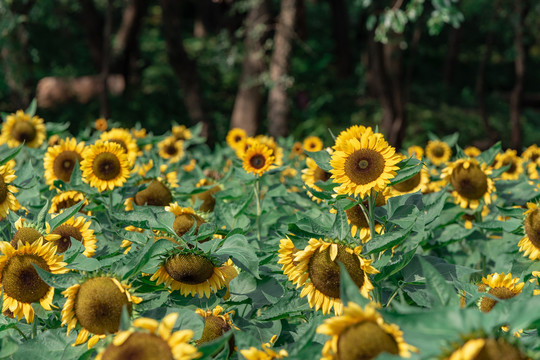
[108,139,128,154]
[74,277,131,335]
[344,149,385,185]
[524,208,540,248]
[314,167,331,183]
[51,224,83,253]
[249,154,266,170]
[52,151,81,182]
[0,176,7,204]
[393,172,422,193]
[93,152,121,181]
[308,245,365,299]
[473,338,524,360]
[345,204,369,229]
[234,136,242,143]
[2,254,50,304]
[337,321,399,360]
[11,227,42,248]
[165,145,178,156]
[173,213,204,237]
[54,198,79,213]
[502,158,517,174]
[164,253,215,285]
[197,315,231,345]
[11,121,36,143]
[479,287,517,313]
[134,180,173,207]
[100,332,174,360]
[432,146,445,158]
[450,163,488,200]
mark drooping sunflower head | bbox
[494,149,523,180]
[100,128,139,166]
[80,141,131,192]
[242,142,275,176]
[446,337,526,360]
[391,156,429,195]
[195,305,236,345]
[43,137,86,187]
[464,146,482,158]
[95,313,200,360]
[478,273,524,313]
[407,145,424,160]
[166,203,206,237]
[0,162,20,219]
[425,140,452,166]
[317,302,416,360]
[518,202,540,260]
[48,214,97,256]
[0,238,68,323]
[49,190,88,214]
[442,159,494,210]
[134,179,173,207]
[61,275,142,348]
[303,136,323,153]
[172,124,192,141]
[330,130,401,198]
[0,110,46,148]
[302,156,333,203]
[158,137,185,163]
[192,179,221,212]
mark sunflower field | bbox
[1,105,540,360]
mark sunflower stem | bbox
[254,179,262,243]
[13,325,28,341]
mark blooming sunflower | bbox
[172,124,192,141]
[441,158,495,210]
[100,128,139,166]
[478,273,524,313]
[95,313,200,360]
[130,127,147,139]
[333,125,381,152]
[407,145,424,160]
[195,305,237,345]
[464,146,482,158]
[0,110,46,148]
[302,157,333,203]
[43,137,86,187]
[0,238,68,323]
[132,159,154,177]
[291,141,304,158]
[151,252,237,298]
[95,118,108,131]
[317,302,416,360]
[61,276,142,348]
[493,149,523,180]
[240,335,288,360]
[285,238,378,315]
[48,214,97,257]
[48,134,61,146]
[527,159,540,180]
[80,141,131,192]
[303,136,323,152]
[330,131,400,198]
[277,237,301,284]
[242,142,275,176]
[192,179,222,212]
[0,162,20,219]
[158,137,185,163]
[518,202,540,260]
[522,144,540,163]
[255,135,284,167]
[166,203,206,237]
[226,128,247,151]
[183,159,197,172]
[425,140,452,166]
[446,337,526,360]
[49,190,88,214]
[10,217,59,248]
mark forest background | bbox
[1,0,539,150]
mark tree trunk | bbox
[160,0,212,141]
[230,0,271,136]
[79,0,104,71]
[267,0,297,138]
[328,0,352,78]
[100,0,113,119]
[443,26,462,87]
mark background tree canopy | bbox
[1,0,539,149]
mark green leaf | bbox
[198,332,233,358]
[331,202,349,241]
[363,223,415,255]
[419,257,457,307]
[388,157,422,186]
[25,98,37,116]
[48,200,86,230]
[339,262,370,307]
[32,265,79,289]
[36,199,49,229]
[305,150,332,172]
[215,234,260,279]
[0,143,23,165]
[477,141,501,166]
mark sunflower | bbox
[527,159,540,180]
[183,159,197,172]
[166,203,206,237]
[50,190,88,214]
[477,273,524,313]
[150,252,237,298]
[95,313,200,360]
[317,302,416,360]
[302,157,333,203]
[407,145,424,160]
[333,125,381,152]
[95,118,108,131]
[446,337,526,360]
[0,162,20,219]
[286,238,378,315]
[391,168,430,195]
[130,127,147,139]
[48,214,97,257]
[441,159,495,210]
[132,159,154,177]
[493,149,523,180]
[80,141,131,192]
[518,202,540,260]
[100,128,139,166]
[242,142,275,176]
[330,131,400,198]
[43,137,86,187]
[172,124,192,141]
[303,136,323,152]
[192,179,222,212]
[158,137,185,163]
[464,146,482,158]
[133,179,173,208]
[255,135,284,167]
[291,141,304,158]
[240,335,288,360]
[225,128,246,151]
[521,144,540,162]
[61,276,142,348]
[277,237,301,283]
[425,140,452,166]
[195,305,237,345]
[10,217,59,248]
[0,110,46,148]
[0,238,68,323]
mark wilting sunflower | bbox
[446,337,526,360]
[0,110,46,148]
[48,214,97,257]
[195,305,237,345]
[158,137,185,163]
[95,313,200,360]
[0,238,68,323]
[522,144,540,163]
[132,179,173,208]
[166,203,206,237]
[493,149,523,180]
[100,128,139,166]
[303,136,323,152]
[150,251,237,298]
[330,130,400,198]
[240,335,288,360]
[478,273,524,313]
[286,238,378,315]
[50,190,88,214]
[407,145,424,160]
[441,159,495,210]
[425,140,452,166]
[333,125,381,152]
[0,162,20,219]
[61,275,142,348]
[518,202,540,260]
[172,124,192,141]
[43,137,86,187]
[80,141,131,192]
[302,156,333,203]
[242,142,275,176]
[317,302,416,360]
[464,146,482,158]
[192,179,222,212]
[95,118,108,131]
